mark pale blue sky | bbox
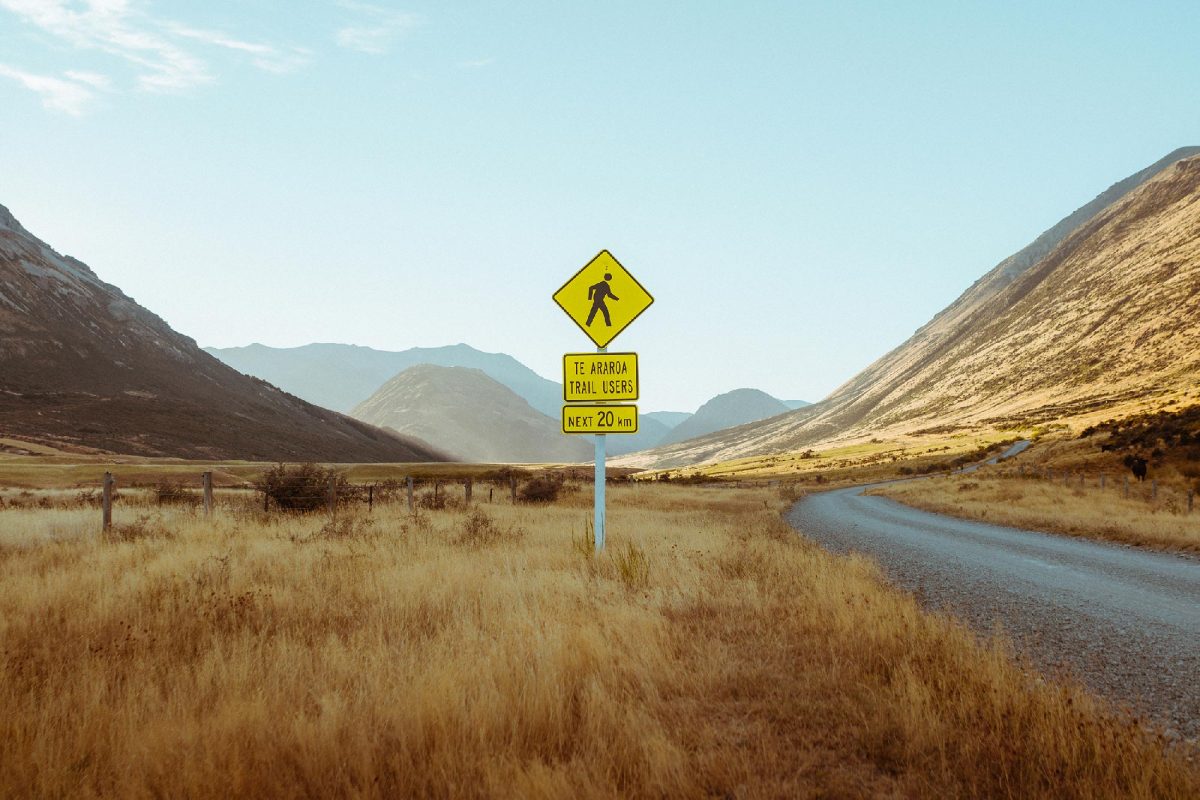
[2,1,1197,411]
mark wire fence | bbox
[78,469,618,531]
[984,463,1196,514]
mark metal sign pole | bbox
[594,345,606,554]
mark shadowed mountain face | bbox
[623,147,1200,468]
[656,388,790,447]
[0,205,445,462]
[351,365,592,463]
[207,342,562,416]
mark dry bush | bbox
[103,513,173,543]
[312,513,376,542]
[155,480,200,507]
[255,463,347,513]
[452,508,521,548]
[518,475,560,503]
[613,541,650,590]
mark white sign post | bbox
[593,347,606,553]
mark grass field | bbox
[0,481,1196,798]
[871,471,1200,553]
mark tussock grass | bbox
[0,486,1195,797]
[872,474,1200,552]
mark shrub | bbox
[104,514,172,543]
[156,480,199,507]
[314,514,375,541]
[518,476,560,504]
[453,509,521,547]
[255,463,348,513]
[614,542,650,590]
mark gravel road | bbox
[787,461,1200,740]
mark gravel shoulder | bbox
[787,483,1200,741]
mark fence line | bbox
[92,470,596,532]
[1002,463,1195,514]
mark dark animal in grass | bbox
[1123,455,1149,482]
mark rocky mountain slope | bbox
[656,389,791,447]
[0,205,445,462]
[207,342,561,416]
[351,365,592,463]
[623,147,1200,468]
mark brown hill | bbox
[623,147,1200,469]
[351,365,592,463]
[0,204,445,462]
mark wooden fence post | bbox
[465,479,472,506]
[102,471,114,531]
[510,476,517,504]
[489,486,494,503]
[328,476,337,517]
[202,471,213,517]
[407,476,414,513]
[368,485,374,512]
[435,481,441,503]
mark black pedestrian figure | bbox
[586,273,619,327]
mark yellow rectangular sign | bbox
[563,352,639,402]
[562,404,638,435]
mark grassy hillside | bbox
[622,149,1200,472]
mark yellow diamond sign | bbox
[553,250,654,349]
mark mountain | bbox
[603,414,672,457]
[350,365,591,463]
[643,411,692,430]
[0,204,445,462]
[206,342,562,416]
[656,388,791,447]
[622,147,1200,468]
[783,400,812,410]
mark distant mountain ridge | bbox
[206,342,561,416]
[351,365,591,463]
[0,204,445,462]
[656,388,791,447]
[621,147,1200,468]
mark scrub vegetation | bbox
[871,472,1200,553]
[0,483,1196,798]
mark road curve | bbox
[787,467,1200,739]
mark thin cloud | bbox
[0,63,97,115]
[64,70,113,90]
[0,0,311,112]
[336,1,420,55]
[0,0,212,92]
[167,23,311,75]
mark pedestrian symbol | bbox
[587,273,618,327]
[553,250,653,349]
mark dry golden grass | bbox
[0,484,1196,798]
[871,473,1200,553]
